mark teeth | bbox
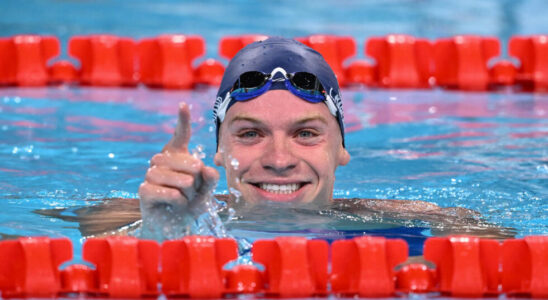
[259,183,300,194]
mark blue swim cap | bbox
[213,37,345,147]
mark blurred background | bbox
[2,0,548,60]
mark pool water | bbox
[0,0,547,256]
[0,86,546,255]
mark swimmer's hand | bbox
[138,103,219,237]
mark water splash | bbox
[229,187,242,203]
[138,178,252,255]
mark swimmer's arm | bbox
[336,198,515,239]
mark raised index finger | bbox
[164,102,192,153]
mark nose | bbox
[261,134,298,174]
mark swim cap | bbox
[213,36,345,147]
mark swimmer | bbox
[135,37,513,239]
[139,37,348,224]
[34,37,514,241]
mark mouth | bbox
[248,181,310,202]
[257,183,302,194]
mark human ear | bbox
[214,151,224,166]
[338,146,350,166]
[214,126,226,167]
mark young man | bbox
[139,37,349,228]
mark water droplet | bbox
[12,147,18,154]
[71,147,78,153]
[192,144,206,159]
[389,96,397,101]
[108,153,115,158]
[230,158,239,170]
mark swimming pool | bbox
[0,0,547,256]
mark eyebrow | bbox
[294,114,329,125]
[228,115,264,126]
[228,114,329,126]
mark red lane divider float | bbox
[424,236,500,297]
[252,237,328,297]
[1,34,548,92]
[296,35,357,87]
[69,35,137,86]
[162,236,238,298]
[0,237,72,297]
[396,263,436,293]
[0,235,547,298]
[138,35,204,89]
[502,236,548,298]
[194,58,225,86]
[366,34,433,89]
[0,35,59,86]
[219,34,268,60]
[49,60,78,84]
[60,264,96,295]
[83,237,159,297]
[510,35,548,92]
[433,35,506,90]
[331,236,407,297]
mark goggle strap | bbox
[233,80,272,101]
[216,91,233,122]
[324,93,339,117]
[285,80,325,103]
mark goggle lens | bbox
[290,72,322,91]
[232,71,268,91]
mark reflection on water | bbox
[0,86,546,253]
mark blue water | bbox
[1,87,546,248]
[0,0,547,255]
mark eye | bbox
[298,130,315,138]
[237,129,261,139]
[242,131,258,138]
[296,129,320,139]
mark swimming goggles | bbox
[215,67,340,122]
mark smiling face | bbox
[214,90,350,206]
